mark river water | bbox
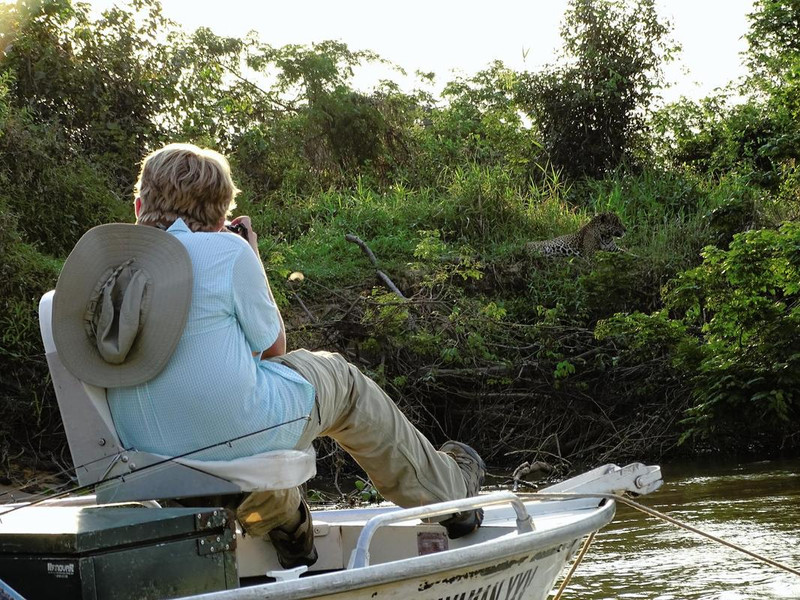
[563,459,800,600]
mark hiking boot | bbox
[439,440,486,539]
[267,499,318,569]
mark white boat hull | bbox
[191,492,617,600]
[255,547,581,600]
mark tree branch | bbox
[345,233,406,299]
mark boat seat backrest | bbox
[39,290,315,504]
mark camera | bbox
[225,222,248,240]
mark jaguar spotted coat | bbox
[526,213,626,257]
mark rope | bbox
[552,530,596,600]
[523,491,800,579]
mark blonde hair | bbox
[135,143,240,231]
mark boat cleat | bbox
[267,565,308,581]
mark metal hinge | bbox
[195,509,230,531]
[197,530,236,555]
[196,509,237,556]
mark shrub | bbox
[669,224,800,445]
[0,198,63,471]
[0,84,130,255]
[598,222,800,453]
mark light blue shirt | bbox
[108,219,315,460]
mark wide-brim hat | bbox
[53,223,193,388]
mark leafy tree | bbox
[236,40,419,186]
[745,0,800,88]
[417,62,542,185]
[516,0,677,178]
[0,0,189,184]
[651,96,785,185]
[748,1,800,174]
[649,1,800,187]
[3,0,800,474]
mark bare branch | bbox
[345,233,406,299]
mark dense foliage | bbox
[516,0,678,178]
[1,0,798,482]
[597,223,800,453]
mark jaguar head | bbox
[592,212,626,238]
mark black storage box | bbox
[0,504,238,600]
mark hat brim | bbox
[53,223,193,388]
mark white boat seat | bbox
[39,290,316,504]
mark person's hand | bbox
[230,215,259,255]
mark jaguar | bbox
[526,213,626,257]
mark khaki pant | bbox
[236,349,467,536]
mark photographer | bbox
[108,143,485,569]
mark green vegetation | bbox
[1,0,798,480]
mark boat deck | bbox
[238,492,609,576]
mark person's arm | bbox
[260,325,286,358]
[230,216,286,358]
